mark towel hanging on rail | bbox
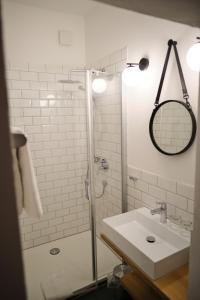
[11,132,27,149]
[11,127,43,218]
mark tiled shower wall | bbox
[6,63,90,249]
[127,166,194,226]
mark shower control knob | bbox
[100,158,109,170]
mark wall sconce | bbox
[92,78,107,94]
[122,58,149,87]
[187,37,200,72]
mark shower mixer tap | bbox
[84,164,108,200]
[99,158,109,170]
[94,156,109,170]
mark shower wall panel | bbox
[6,63,89,249]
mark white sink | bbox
[102,207,190,280]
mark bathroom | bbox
[0,0,200,299]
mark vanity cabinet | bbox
[101,234,188,300]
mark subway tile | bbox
[22,225,32,234]
[39,72,55,82]
[6,70,20,80]
[49,217,63,227]
[29,63,46,72]
[166,192,187,210]
[141,170,157,185]
[177,183,194,200]
[188,200,194,213]
[134,179,148,193]
[49,231,63,241]
[157,177,176,193]
[63,227,77,236]
[10,107,23,117]
[30,81,47,90]
[22,89,39,98]
[175,207,193,223]
[142,192,157,208]
[10,62,28,71]
[127,186,142,200]
[20,71,38,81]
[24,230,40,241]
[148,185,166,201]
[41,227,56,235]
[24,108,40,117]
[8,89,22,98]
[12,98,32,108]
[34,236,49,246]
[45,64,62,73]
[33,221,48,230]
[48,202,62,212]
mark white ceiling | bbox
[6,0,200,27]
[5,0,101,16]
[95,0,200,27]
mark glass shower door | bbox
[92,72,124,279]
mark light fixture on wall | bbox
[186,37,200,72]
[122,58,149,87]
[92,78,107,94]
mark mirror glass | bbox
[150,101,196,155]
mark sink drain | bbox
[146,236,156,243]
[50,248,60,255]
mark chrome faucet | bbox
[151,202,167,224]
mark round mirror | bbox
[149,100,196,155]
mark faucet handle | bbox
[156,201,167,209]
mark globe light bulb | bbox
[122,65,141,86]
[92,78,107,93]
[186,41,200,72]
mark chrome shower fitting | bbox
[84,164,108,200]
[94,156,109,170]
[99,158,109,170]
[96,180,108,199]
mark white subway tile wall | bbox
[7,47,127,248]
[127,165,194,226]
[7,63,90,249]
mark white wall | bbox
[86,5,199,184]
[2,1,86,66]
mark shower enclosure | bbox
[7,61,126,299]
[86,69,126,283]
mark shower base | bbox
[23,231,120,300]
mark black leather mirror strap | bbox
[154,39,189,107]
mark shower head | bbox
[57,79,85,91]
[58,79,81,84]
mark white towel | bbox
[12,128,43,218]
[12,148,23,215]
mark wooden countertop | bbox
[101,234,188,300]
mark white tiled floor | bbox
[23,231,120,300]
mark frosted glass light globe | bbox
[186,42,200,72]
[92,78,107,93]
[122,66,141,86]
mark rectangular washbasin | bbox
[102,207,190,279]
